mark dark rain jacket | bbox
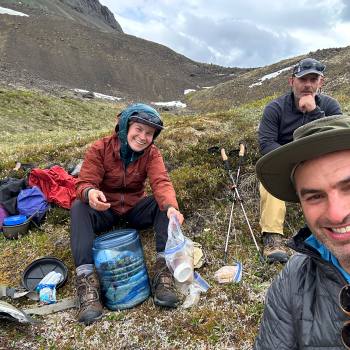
[76,133,178,215]
[258,92,342,155]
[254,227,349,349]
[0,178,27,215]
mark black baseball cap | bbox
[292,58,325,78]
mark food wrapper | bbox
[214,262,242,284]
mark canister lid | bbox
[3,215,27,226]
[21,256,68,291]
[93,229,138,249]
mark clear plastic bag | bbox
[177,272,210,308]
[164,215,194,283]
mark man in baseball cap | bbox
[254,115,350,348]
[258,57,341,264]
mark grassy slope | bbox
[1,87,349,349]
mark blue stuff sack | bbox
[17,186,49,224]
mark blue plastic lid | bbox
[94,229,138,250]
[3,215,27,226]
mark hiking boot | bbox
[76,272,103,325]
[152,257,179,308]
[262,232,289,264]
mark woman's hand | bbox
[88,189,111,211]
[167,206,184,225]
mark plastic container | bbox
[2,215,31,239]
[93,229,150,310]
[165,237,194,283]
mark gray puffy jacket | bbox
[254,227,349,349]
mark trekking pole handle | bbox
[221,148,228,161]
[239,142,245,157]
[221,148,232,172]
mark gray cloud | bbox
[340,2,350,20]
[100,0,350,67]
[191,1,341,31]
[175,15,301,67]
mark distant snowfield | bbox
[73,89,123,101]
[152,101,187,108]
[0,6,29,17]
[73,89,186,108]
[249,66,292,88]
[184,86,213,94]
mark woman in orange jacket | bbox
[70,103,184,325]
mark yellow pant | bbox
[259,183,286,235]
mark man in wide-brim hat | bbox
[254,114,350,349]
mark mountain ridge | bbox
[0,0,245,102]
[1,0,122,32]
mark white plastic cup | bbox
[173,261,193,282]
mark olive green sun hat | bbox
[256,114,350,203]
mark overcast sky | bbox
[99,0,350,68]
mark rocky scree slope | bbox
[0,0,247,101]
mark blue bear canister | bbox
[92,229,150,310]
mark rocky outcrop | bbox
[59,0,123,32]
[0,0,123,33]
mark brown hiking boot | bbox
[262,232,289,264]
[76,272,103,325]
[152,257,179,308]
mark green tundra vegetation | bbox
[1,87,350,349]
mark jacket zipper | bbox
[121,163,126,214]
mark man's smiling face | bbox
[295,149,350,271]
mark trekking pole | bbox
[224,199,236,263]
[221,148,264,262]
[223,142,245,263]
[230,141,246,202]
[235,141,246,185]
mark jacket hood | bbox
[116,103,162,167]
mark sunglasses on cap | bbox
[339,285,350,348]
[293,59,326,76]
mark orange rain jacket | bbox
[76,133,178,215]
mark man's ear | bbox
[288,76,294,87]
[319,76,325,87]
[317,76,324,94]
